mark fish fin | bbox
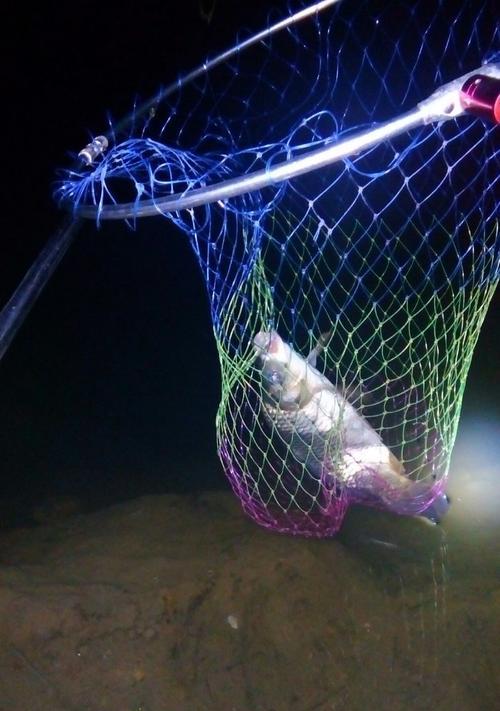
[388,451,406,477]
[307,329,333,366]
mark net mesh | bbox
[57,0,499,536]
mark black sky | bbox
[1,0,498,522]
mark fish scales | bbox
[252,330,450,521]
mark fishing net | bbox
[57,0,499,537]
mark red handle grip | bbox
[460,74,500,124]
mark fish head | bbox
[253,331,304,409]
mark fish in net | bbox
[56,0,499,536]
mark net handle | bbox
[0,1,341,364]
[72,63,500,221]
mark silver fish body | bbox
[253,330,446,518]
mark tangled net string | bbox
[57,0,499,537]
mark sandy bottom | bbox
[0,491,498,711]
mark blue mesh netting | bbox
[56,0,499,536]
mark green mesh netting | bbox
[216,213,497,535]
[58,0,499,536]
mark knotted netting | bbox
[58,0,499,537]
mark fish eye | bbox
[266,369,282,386]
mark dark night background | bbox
[1,1,498,525]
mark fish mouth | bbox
[253,330,281,358]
